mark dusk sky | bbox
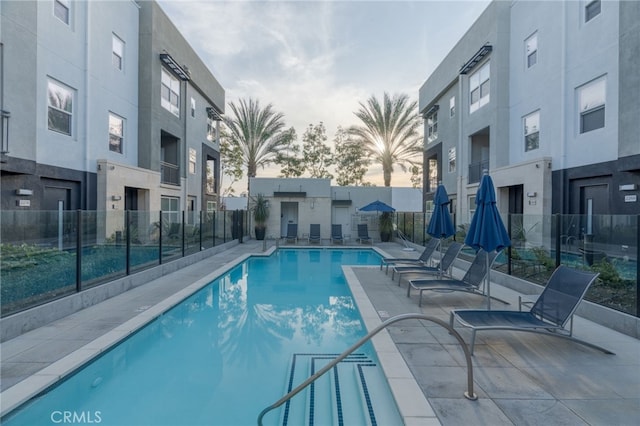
[157,0,491,192]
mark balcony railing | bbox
[468,160,489,184]
[161,161,180,186]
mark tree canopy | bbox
[349,92,422,186]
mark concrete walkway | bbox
[1,241,639,425]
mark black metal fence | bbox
[0,209,248,317]
[395,212,639,318]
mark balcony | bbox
[468,159,489,184]
[161,161,180,186]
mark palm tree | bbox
[223,98,296,192]
[349,92,422,186]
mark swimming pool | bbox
[2,249,403,425]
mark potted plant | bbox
[252,194,269,240]
[379,212,394,242]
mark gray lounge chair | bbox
[393,242,464,285]
[380,238,440,273]
[450,265,614,355]
[285,223,298,244]
[407,250,500,307]
[357,224,372,244]
[330,224,344,244]
[308,224,321,244]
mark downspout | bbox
[456,73,464,224]
[83,1,91,209]
[559,0,568,214]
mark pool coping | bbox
[343,262,441,426]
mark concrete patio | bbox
[1,240,639,425]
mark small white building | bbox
[249,178,422,240]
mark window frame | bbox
[525,32,538,69]
[426,111,438,142]
[469,61,490,113]
[112,33,124,71]
[578,76,606,134]
[523,110,540,152]
[448,147,456,173]
[207,117,217,142]
[206,159,216,195]
[188,148,197,174]
[585,0,601,23]
[47,79,74,136]
[449,96,455,117]
[54,0,70,25]
[161,68,180,117]
[108,113,124,154]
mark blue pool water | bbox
[3,249,401,426]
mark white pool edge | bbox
[343,264,442,426]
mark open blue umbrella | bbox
[427,184,455,276]
[465,172,511,309]
[359,200,395,212]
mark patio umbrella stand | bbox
[464,171,511,309]
[427,183,456,276]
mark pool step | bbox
[280,353,384,426]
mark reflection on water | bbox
[3,249,382,426]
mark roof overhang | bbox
[459,44,492,75]
[160,53,191,81]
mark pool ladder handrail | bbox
[257,313,477,426]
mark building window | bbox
[578,76,605,133]
[161,196,180,224]
[47,79,73,136]
[54,0,70,25]
[161,68,180,117]
[449,96,455,117]
[448,147,456,173]
[428,158,438,193]
[206,201,217,212]
[207,117,217,142]
[189,148,197,174]
[206,159,216,195]
[525,32,538,68]
[109,113,124,153]
[585,0,601,22]
[469,61,490,113]
[426,111,438,142]
[524,111,540,152]
[112,34,124,70]
[190,98,196,118]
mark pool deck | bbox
[1,240,639,425]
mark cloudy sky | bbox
[157,0,491,192]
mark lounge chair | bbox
[330,224,344,244]
[357,224,372,244]
[450,265,614,355]
[284,223,298,244]
[308,224,321,244]
[393,242,464,285]
[407,250,500,307]
[380,238,440,273]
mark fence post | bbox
[159,211,163,265]
[507,214,512,275]
[555,214,561,268]
[126,210,131,275]
[181,210,185,257]
[223,211,227,243]
[212,211,216,247]
[239,210,244,243]
[636,214,639,318]
[76,210,82,292]
[199,210,203,251]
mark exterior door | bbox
[280,202,298,237]
[580,184,608,238]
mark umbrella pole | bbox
[486,255,491,310]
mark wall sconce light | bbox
[15,189,33,196]
[112,195,122,201]
[526,192,537,198]
[619,184,637,191]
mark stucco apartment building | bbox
[0,0,224,218]
[419,0,639,234]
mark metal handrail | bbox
[257,313,477,425]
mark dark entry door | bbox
[580,184,608,237]
[125,187,138,211]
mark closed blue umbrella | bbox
[427,184,455,276]
[465,172,511,309]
